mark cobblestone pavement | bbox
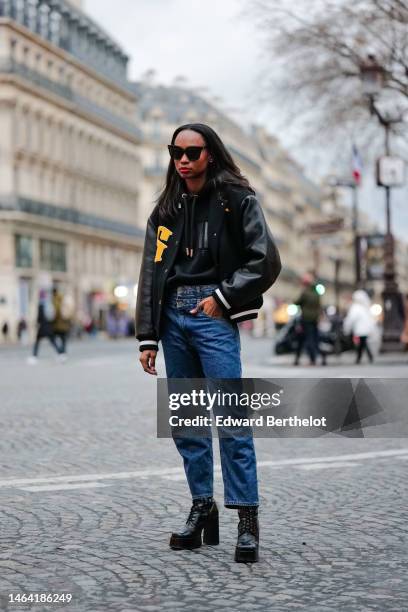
[0,335,407,611]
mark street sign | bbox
[356,234,385,282]
[377,156,405,187]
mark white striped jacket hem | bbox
[140,340,158,347]
[139,339,159,352]
[230,309,260,319]
[214,288,232,310]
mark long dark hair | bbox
[156,123,254,221]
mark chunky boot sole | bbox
[234,546,259,563]
[170,504,220,549]
[169,533,202,550]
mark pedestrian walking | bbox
[28,289,64,364]
[52,287,71,355]
[17,318,28,344]
[293,273,321,366]
[135,123,281,563]
[343,290,376,364]
[1,321,9,343]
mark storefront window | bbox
[39,239,67,272]
[15,235,33,268]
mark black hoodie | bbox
[166,180,219,289]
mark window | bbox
[40,239,67,272]
[10,39,17,59]
[15,235,33,268]
[151,115,161,139]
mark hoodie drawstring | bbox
[181,193,198,258]
[190,194,198,258]
[181,193,189,256]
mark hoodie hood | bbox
[352,290,371,307]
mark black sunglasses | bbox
[168,144,207,161]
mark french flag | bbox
[352,144,363,185]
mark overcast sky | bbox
[84,0,408,240]
[85,0,263,122]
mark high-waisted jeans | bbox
[160,283,259,508]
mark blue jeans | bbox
[295,319,319,364]
[160,283,259,508]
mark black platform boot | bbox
[234,507,259,563]
[169,498,219,550]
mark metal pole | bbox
[380,121,404,350]
[351,185,358,234]
[383,122,394,289]
[384,123,391,237]
[334,258,341,312]
[385,186,391,236]
[351,185,359,288]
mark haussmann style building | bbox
[0,0,143,340]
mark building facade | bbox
[0,0,143,341]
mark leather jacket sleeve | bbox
[135,205,160,352]
[212,194,281,311]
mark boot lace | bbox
[238,510,258,536]
[186,499,212,526]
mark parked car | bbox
[274,314,354,356]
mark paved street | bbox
[0,333,407,611]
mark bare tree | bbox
[244,0,408,160]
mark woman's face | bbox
[173,129,211,180]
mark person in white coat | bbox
[343,290,376,364]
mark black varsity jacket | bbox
[135,181,282,352]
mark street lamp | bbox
[359,54,405,351]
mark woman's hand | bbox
[189,296,224,319]
[139,349,157,375]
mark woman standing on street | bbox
[135,123,281,562]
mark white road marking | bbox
[296,461,361,470]
[20,482,109,492]
[0,467,186,488]
[166,466,224,481]
[256,448,408,469]
[0,448,406,492]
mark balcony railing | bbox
[0,0,130,89]
[0,196,145,239]
[0,58,141,139]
